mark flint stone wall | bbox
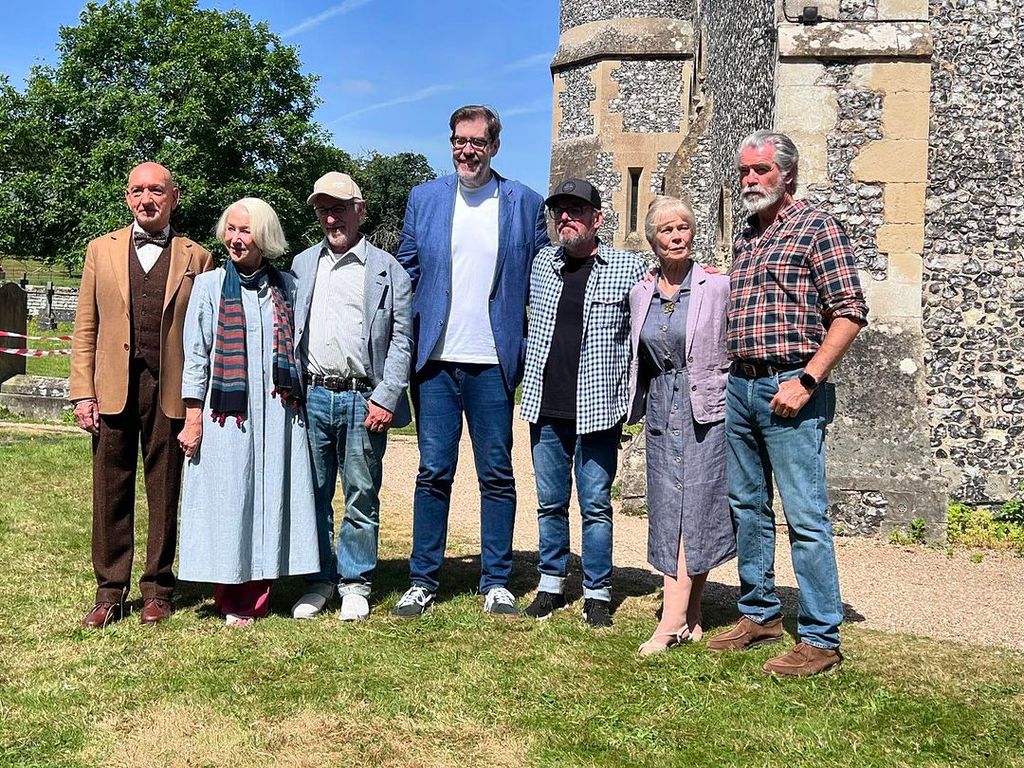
[608,61,685,134]
[560,0,694,30]
[666,0,776,267]
[802,63,887,280]
[923,0,1024,502]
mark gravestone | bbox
[0,282,28,386]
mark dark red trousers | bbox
[91,360,183,603]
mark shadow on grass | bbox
[177,550,866,632]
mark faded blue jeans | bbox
[530,418,620,602]
[410,361,516,594]
[305,385,387,598]
[725,368,842,649]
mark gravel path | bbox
[379,414,1024,651]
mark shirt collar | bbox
[554,236,605,270]
[320,235,367,264]
[743,199,807,238]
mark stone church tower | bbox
[550,0,1024,536]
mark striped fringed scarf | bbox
[210,261,302,426]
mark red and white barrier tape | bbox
[0,329,73,342]
[0,347,72,357]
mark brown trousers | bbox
[92,359,183,603]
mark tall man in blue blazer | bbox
[392,105,549,617]
[289,171,413,622]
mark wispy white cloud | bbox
[502,99,550,118]
[502,52,553,73]
[329,83,456,123]
[283,0,374,38]
[342,79,375,94]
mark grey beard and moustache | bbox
[741,176,787,213]
[559,230,589,249]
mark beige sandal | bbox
[638,627,691,656]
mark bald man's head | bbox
[125,162,179,233]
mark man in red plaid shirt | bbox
[706,130,868,676]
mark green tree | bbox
[0,0,434,268]
[356,152,437,253]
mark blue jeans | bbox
[530,418,620,602]
[410,361,516,594]
[305,385,387,598]
[726,368,842,649]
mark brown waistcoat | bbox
[128,241,172,374]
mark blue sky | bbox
[1,0,561,195]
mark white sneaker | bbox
[291,582,334,619]
[339,593,370,621]
[483,586,518,616]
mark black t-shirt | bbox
[539,255,596,420]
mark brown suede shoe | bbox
[82,600,124,629]
[140,598,173,626]
[706,616,783,651]
[763,642,842,677]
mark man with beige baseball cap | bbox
[305,171,362,205]
[290,171,413,621]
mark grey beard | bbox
[741,184,784,214]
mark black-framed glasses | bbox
[547,204,591,220]
[450,135,491,150]
[314,201,357,218]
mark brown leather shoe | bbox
[82,600,124,629]
[706,616,783,651]
[763,642,842,676]
[140,597,173,626]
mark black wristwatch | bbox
[799,372,819,391]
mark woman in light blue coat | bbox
[177,197,319,626]
[627,196,735,654]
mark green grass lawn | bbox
[22,319,74,378]
[1,428,1023,767]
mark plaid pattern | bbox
[210,262,301,426]
[727,200,868,364]
[521,242,647,434]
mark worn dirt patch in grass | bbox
[81,703,528,768]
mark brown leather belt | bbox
[730,360,806,378]
[303,373,372,392]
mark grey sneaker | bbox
[582,598,613,628]
[391,585,435,618]
[523,591,567,620]
[483,586,518,616]
[292,582,335,620]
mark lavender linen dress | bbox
[637,271,735,578]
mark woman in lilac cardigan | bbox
[627,196,735,655]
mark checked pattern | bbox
[727,200,868,364]
[521,242,647,434]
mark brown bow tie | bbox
[133,230,170,249]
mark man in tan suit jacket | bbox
[71,162,213,628]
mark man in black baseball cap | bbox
[520,176,646,628]
[544,177,602,211]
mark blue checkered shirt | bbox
[520,242,647,433]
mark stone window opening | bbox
[689,27,708,117]
[628,167,643,234]
[716,185,733,262]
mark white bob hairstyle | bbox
[215,197,289,259]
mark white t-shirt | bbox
[430,176,500,364]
